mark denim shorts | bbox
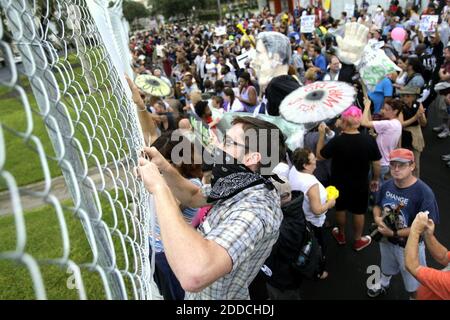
[379,241,426,293]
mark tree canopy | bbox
[122,0,151,23]
[148,0,213,18]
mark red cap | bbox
[389,148,414,163]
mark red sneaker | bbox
[332,227,346,245]
[353,236,372,251]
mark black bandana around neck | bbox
[207,148,278,203]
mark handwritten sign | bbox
[359,46,401,90]
[419,15,438,33]
[301,15,316,34]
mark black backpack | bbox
[290,221,322,280]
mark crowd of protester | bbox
[129,0,450,300]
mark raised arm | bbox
[138,157,232,292]
[144,146,208,209]
[316,124,327,161]
[126,75,158,145]
[423,217,449,266]
[361,96,374,128]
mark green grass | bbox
[0,189,142,300]
[0,48,130,191]
[0,97,63,189]
[0,47,143,299]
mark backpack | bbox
[290,221,322,280]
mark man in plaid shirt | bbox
[138,117,284,299]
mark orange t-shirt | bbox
[416,252,450,300]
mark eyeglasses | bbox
[222,136,247,149]
[389,161,412,169]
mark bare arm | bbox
[371,160,381,193]
[405,226,422,277]
[126,75,158,145]
[138,158,232,292]
[424,217,449,266]
[316,124,327,160]
[237,87,258,106]
[153,183,232,292]
[417,104,427,127]
[417,30,424,43]
[425,234,449,266]
[400,105,427,127]
[372,160,381,180]
[144,146,208,208]
[361,97,374,128]
[307,184,335,215]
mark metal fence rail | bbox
[0,0,156,300]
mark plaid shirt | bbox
[185,183,282,300]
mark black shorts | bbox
[335,185,369,214]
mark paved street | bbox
[301,103,450,300]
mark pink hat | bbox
[342,105,362,120]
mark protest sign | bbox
[419,15,438,33]
[359,43,401,91]
[301,15,315,33]
[215,26,227,36]
[344,3,355,16]
[236,52,250,69]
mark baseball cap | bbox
[389,148,415,163]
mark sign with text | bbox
[236,52,250,69]
[301,15,316,34]
[419,15,438,33]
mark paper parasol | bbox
[134,75,171,97]
[279,81,356,124]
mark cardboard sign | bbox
[236,52,250,69]
[215,26,227,37]
[419,15,439,33]
[344,4,355,17]
[301,15,315,33]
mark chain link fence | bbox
[0,0,157,300]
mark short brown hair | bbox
[231,116,286,170]
[292,148,313,172]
